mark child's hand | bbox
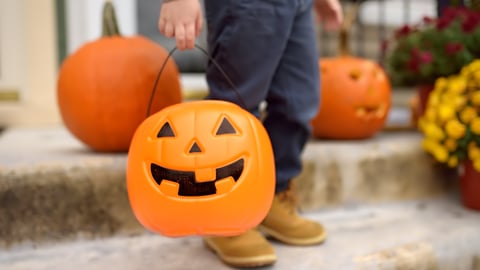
[158,0,203,50]
[314,0,343,31]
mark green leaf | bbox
[458,128,473,149]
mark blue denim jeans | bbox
[204,0,320,193]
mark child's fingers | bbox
[185,23,196,49]
[164,23,175,38]
[175,24,186,50]
[158,18,166,35]
[196,15,203,37]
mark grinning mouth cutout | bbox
[355,103,387,119]
[150,158,244,196]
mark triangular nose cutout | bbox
[189,142,202,153]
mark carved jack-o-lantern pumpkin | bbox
[127,100,275,237]
[310,4,391,140]
[311,57,392,139]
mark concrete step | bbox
[1,196,479,270]
[0,126,455,248]
[295,130,456,211]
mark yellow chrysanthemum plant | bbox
[419,59,480,172]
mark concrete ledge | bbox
[0,127,456,247]
[0,158,141,248]
[296,131,457,210]
[1,197,479,270]
[0,127,139,248]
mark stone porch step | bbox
[1,196,479,270]
[0,126,455,248]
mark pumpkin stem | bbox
[338,1,360,57]
[102,1,122,37]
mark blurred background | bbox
[0,0,457,127]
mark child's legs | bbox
[204,0,296,112]
[204,0,319,193]
[264,1,320,193]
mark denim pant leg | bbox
[264,1,320,192]
[204,0,320,193]
[204,0,298,110]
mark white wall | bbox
[0,0,59,127]
[66,0,138,54]
[0,1,27,97]
[359,0,437,27]
[0,0,140,127]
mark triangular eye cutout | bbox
[157,122,175,138]
[189,142,202,153]
[216,117,237,135]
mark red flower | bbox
[441,7,458,18]
[442,7,468,20]
[407,49,432,72]
[436,7,470,30]
[407,57,420,72]
[445,42,464,55]
[407,49,419,71]
[419,51,433,64]
[461,12,480,32]
[423,16,434,25]
[395,25,412,38]
[436,17,453,30]
[388,6,480,86]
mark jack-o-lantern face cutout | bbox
[127,100,275,237]
[150,118,244,197]
[311,57,392,139]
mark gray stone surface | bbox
[0,127,140,248]
[0,127,456,247]
[1,196,479,270]
[296,131,457,210]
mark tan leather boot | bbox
[203,229,277,268]
[259,181,327,246]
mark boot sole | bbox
[258,225,328,246]
[203,238,277,268]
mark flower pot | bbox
[417,84,435,116]
[459,160,480,211]
[410,84,434,128]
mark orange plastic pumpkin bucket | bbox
[127,100,275,237]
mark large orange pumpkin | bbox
[57,2,182,152]
[127,100,275,237]
[311,57,392,139]
[311,3,391,140]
